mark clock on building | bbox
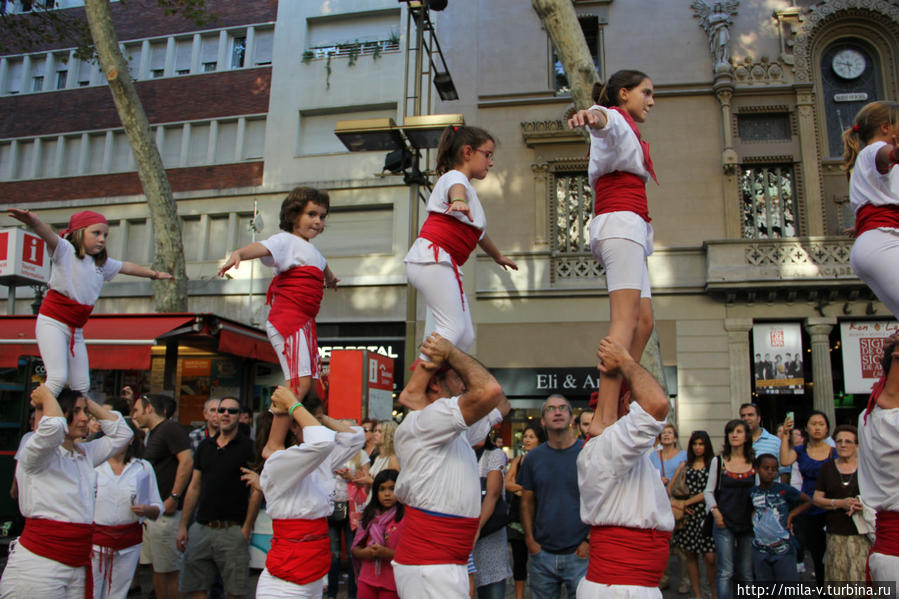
[832,48,866,80]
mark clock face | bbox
[832,49,866,80]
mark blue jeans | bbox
[527,549,588,599]
[477,580,506,599]
[752,547,799,583]
[713,526,753,599]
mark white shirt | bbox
[404,170,487,267]
[94,458,164,526]
[394,397,502,518]
[16,414,133,524]
[47,237,122,306]
[259,232,327,275]
[858,407,899,512]
[577,402,674,531]
[584,106,654,256]
[850,141,899,215]
[260,426,365,520]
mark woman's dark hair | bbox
[523,422,547,445]
[122,419,145,464]
[832,424,858,443]
[106,398,130,417]
[361,468,403,529]
[687,430,714,469]
[806,409,830,434]
[435,125,495,176]
[592,69,650,108]
[279,186,329,232]
[722,419,754,462]
[65,227,108,267]
[250,410,298,471]
[57,388,84,424]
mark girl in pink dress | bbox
[351,469,404,599]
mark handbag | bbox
[480,476,510,537]
[701,457,721,537]
[670,464,691,500]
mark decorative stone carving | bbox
[733,56,785,84]
[791,0,899,83]
[521,120,584,147]
[692,0,739,72]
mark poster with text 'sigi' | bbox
[841,321,899,394]
[752,323,804,395]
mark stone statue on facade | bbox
[692,0,739,72]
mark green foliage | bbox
[325,54,332,90]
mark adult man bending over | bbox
[392,333,510,599]
[577,337,673,599]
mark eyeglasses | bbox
[217,407,239,414]
[544,405,571,413]
[474,148,494,161]
[363,427,373,433]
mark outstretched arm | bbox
[218,242,271,277]
[7,208,59,253]
[567,108,607,131]
[119,261,173,280]
[478,233,518,271]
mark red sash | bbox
[266,266,324,389]
[38,289,94,356]
[594,172,651,222]
[266,518,330,586]
[92,523,142,594]
[19,517,94,599]
[855,204,899,237]
[610,106,658,184]
[417,212,482,311]
[393,506,479,566]
[587,525,671,587]
[866,511,899,581]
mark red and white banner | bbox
[840,321,899,394]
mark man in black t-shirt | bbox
[132,393,193,599]
[176,397,261,598]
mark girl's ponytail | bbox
[435,125,495,176]
[593,69,649,108]
[842,101,899,172]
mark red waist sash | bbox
[855,204,899,237]
[92,522,143,594]
[872,511,899,557]
[417,213,482,312]
[594,172,651,222]
[393,506,479,566]
[38,289,94,356]
[266,518,330,586]
[266,266,324,389]
[19,517,94,599]
[587,525,671,587]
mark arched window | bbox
[819,40,881,158]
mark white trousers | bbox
[36,314,90,395]
[577,579,663,599]
[393,563,468,599]
[406,262,474,357]
[851,228,899,318]
[254,568,325,599]
[265,321,314,381]
[91,544,141,599]
[868,552,899,585]
[0,542,86,599]
[591,237,652,298]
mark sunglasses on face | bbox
[217,407,239,414]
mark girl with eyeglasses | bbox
[399,125,518,411]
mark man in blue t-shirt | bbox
[750,453,812,584]
[740,402,790,480]
[519,394,588,598]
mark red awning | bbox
[217,323,279,364]
[0,314,196,370]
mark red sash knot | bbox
[587,525,671,587]
[393,506,479,566]
[418,212,481,311]
[92,522,142,594]
[866,511,899,582]
[855,204,899,237]
[38,289,94,356]
[266,518,331,586]
[610,106,658,185]
[266,266,325,392]
[20,517,94,599]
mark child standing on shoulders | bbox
[750,453,811,585]
[7,208,172,396]
[351,468,404,599]
[399,125,518,408]
[843,101,899,318]
[218,187,338,442]
[567,70,658,417]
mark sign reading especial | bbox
[490,368,602,398]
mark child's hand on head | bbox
[446,200,473,222]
